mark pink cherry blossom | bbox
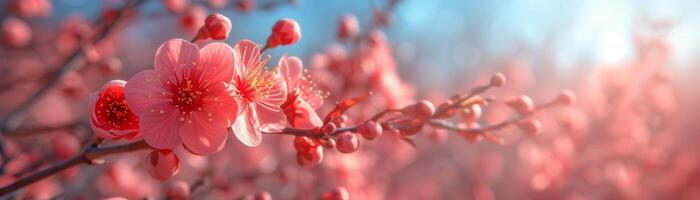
[124,39,237,155]
[89,80,141,140]
[279,55,325,128]
[229,40,287,146]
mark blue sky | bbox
[50,0,700,77]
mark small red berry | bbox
[335,132,359,153]
[266,18,301,48]
[358,121,383,140]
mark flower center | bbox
[235,68,276,102]
[171,79,205,112]
[104,99,130,123]
[95,87,138,130]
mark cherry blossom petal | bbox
[140,104,181,149]
[201,86,238,124]
[231,104,262,147]
[293,100,323,129]
[199,42,235,83]
[124,70,170,115]
[154,39,200,81]
[233,39,262,76]
[279,55,303,91]
[178,109,228,155]
[260,71,288,106]
[255,102,287,132]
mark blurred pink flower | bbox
[9,0,52,19]
[229,40,287,146]
[89,80,141,140]
[279,55,324,128]
[1,17,32,48]
[125,39,237,155]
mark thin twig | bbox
[0,140,151,197]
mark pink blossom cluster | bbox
[13,1,699,200]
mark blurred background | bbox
[1,0,700,199]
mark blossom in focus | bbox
[229,40,287,146]
[89,80,141,140]
[124,39,237,155]
[279,55,325,128]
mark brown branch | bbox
[0,140,151,197]
[429,101,562,134]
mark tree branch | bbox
[0,140,151,197]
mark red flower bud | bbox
[167,180,191,200]
[293,136,316,151]
[162,0,188,14]
[198,13,231,41]
[462,104,482,122]
[335,132,359,153]
[146,150,180,181]
[556,89,576,105]
[267,18,301,48]
[404,100,435,120]
[296,145,323,167]
[320,186,350,200]
[505,95,534,114]
[358,121,383,140]
[254,191,272,200]
[490,73,507,87]
[2,17,32,48]
[517,118,542,136]
[180,5,207,33]
[322,123,337,134]
[338,14,359,40]
[235,0,256,13]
